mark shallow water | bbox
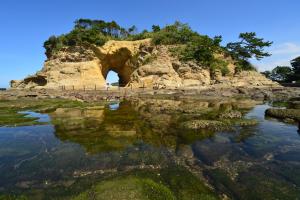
[0,99,299,199]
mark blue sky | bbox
[1,0,300,87]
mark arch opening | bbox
[103,67,131,87]
[106,70,119,86]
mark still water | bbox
[0,99,299,199]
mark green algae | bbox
[0,195,28,200]
[73,176,176,200]
[0,109,42,127]
[205,166,300,200]
[0,99,106,127]
[1,167,219,200]
[265,108,300,122]
[72,167,219,200]
[1,98,300,199]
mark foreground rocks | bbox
[265,108,300,123]
[1,86,300,103]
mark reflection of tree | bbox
[52,102,142,153]
[52,99,258,154]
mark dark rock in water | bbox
[265,108,300,122]
[289,101,300,109]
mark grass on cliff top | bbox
[0,99,106,127]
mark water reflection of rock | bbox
[51,107,105,130]
[51,103,140,153]
[2,98,300,199]
[51,98,261,154]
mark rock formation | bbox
[11,39,279,89]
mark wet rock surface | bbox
[2,86,300,102]
[265,108,300,122]
[1,96,300,199]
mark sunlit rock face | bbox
[11,39,151,89]
[11,39,279,89]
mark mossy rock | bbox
[72,167,219,200]
[219,110,242,119]
[0,99,106,127]
[73,176,176,200]
[231,119,258,126]
[0,195,29,200]
[181,120,228,131]
[0,110,42,127]
[289,101,300,109]
[265,108,300,121]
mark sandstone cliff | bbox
[11,39,279,89]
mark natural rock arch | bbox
[99,47,135,87]
[11,39,151,89]
[10,38,279,89]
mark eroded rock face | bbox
[11,39,279,89]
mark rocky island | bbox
[10,20,278,91]
[1,19,300,200]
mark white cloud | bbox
[271,42,300,55]
[254,42,300,72]
[254,59,291,72]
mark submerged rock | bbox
[219,110,242,119]
[289,101,300,109]
[181,120,227,131]
[72,167,219,200]
[265,108,300,122]
[234,119,258,126]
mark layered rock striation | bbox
[11,39,279,89]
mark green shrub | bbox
[42,19,271,74]
[142,54,157,65]
[151,21,198,45]
[179,35,222,66]
[209,59,230,76]
[235,60,257,73]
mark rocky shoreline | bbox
[1,86,300,102]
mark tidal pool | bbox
[0,98,299,199]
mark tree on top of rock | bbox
[226,32,273,71]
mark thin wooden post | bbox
[72,85,74,91]
[95,85,97,91]
[83,85,85,91]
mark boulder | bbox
[265,108,300,122]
